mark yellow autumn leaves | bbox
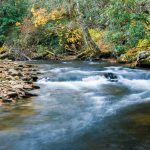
[56,28,82,50]
[16,22,21,27]
[65,29,82,43]
[31,7,63,27]
[137,39,149,49]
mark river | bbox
[0,61,150,150]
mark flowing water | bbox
[0,61,150,150]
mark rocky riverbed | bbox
[0,60,40,105]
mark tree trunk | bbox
[74,0,100,54]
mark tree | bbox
[0,0,28,46]
[66,0,101,59]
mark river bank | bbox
[0,60,40,105]
[0,54,149,105]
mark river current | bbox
[0,61,150,150]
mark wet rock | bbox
[2,99,13,103]
[31,76,38,82]
[104,73,118,82]
[24,91,38,98]
[32,85,40,89]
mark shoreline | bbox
[0,58,149,105]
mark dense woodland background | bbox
[0,0,150,63]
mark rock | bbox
[30,72,38,76]
[18,64,24,68]
[7,92,18,98]
[137,51,150,67]
[31,76,38,82]
[37,72,42,75]
[8,69,18,76]
[24,91,38,97]
[104,73,118,82]
[23,84,33,90]
[32,85,40,89]
[13,84,24,89]
[2,99,13,103]
[25,64,33,68]
[21,76,31,81]
[0,60,40,105]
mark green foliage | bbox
[0,0,28,46]
[104,0,150,54]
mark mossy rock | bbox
[139,56,150,65]
[137,51,150,67]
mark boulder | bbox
[104,72,118,82]
[137,51,150,67]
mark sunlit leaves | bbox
[31,7,63,27]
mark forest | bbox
[0,0,150,66]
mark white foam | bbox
[38,75,109,90]
[120,78,150,90]
[68,70,96,75]
[50,67,73,74]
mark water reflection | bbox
[0,98,35,131]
